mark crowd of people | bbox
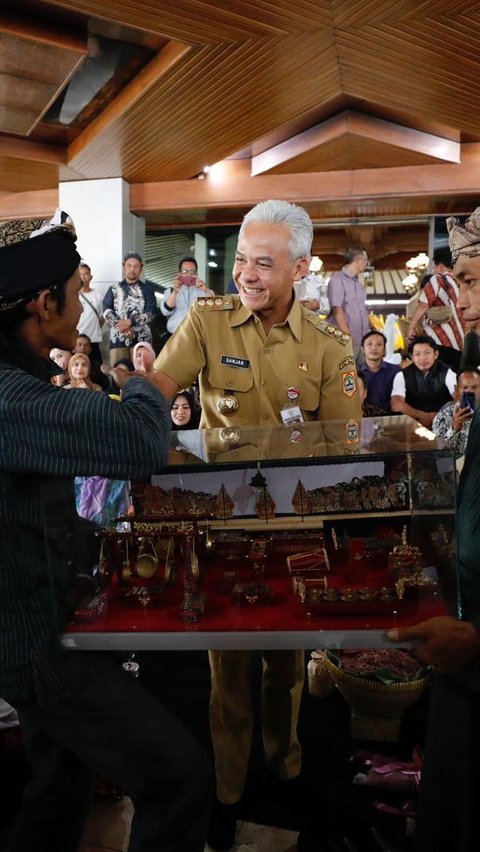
[1,198,480,852]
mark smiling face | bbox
[233,222,309,325]
[454,254,480,334]
[171,394,192,427]
[50,348,71,370]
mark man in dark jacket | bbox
[388,205,480,852]
[390,335,456,428]
[0,212,211,852]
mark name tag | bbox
[280,405,304,425]
[220,355,250,369]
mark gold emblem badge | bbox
[216,395,239,415]
[219,428,241,443]
[299,362,308,372]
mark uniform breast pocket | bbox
[208,364,254,394]
[299,382,321,415]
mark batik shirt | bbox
[432,400,471,455]
[103,280,156,349]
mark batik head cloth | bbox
[447,206,480,263]
[0,210,80,310]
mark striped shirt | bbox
[0,360,170,705]
[419,273,464,351]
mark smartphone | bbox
[460,391,476,412]
[178,274,197,286]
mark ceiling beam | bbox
[0,136,66,165]
[0,10,86,52]
[0,188,59,220]
[131,144,480,214]
[251,111,461,176]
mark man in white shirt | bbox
[160,257,214,336]
[77,263,104,363]
[391,336,456,428]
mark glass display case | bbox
[63,416,458,651]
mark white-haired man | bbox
[152,199,361,850]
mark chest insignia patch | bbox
[342,370,357,397]
[220,356,250,369]
[346,418,360,444]
[339,355,355,370]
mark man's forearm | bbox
[331,306,350,334]
[390,396,435,427]
[408,302,428,334]
[149,368,179,401]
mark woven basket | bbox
[307,651,335,698]
[323,650,430,741]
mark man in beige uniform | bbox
[153,199,361,850]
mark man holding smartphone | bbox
[431,367,480,454]
[160,256,214,335]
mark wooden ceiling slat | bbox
[51,0,335,40]
[4,0,480,224]
[69,34,343,180]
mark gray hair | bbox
[239,199,313,262]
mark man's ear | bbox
[24,289,53,320]
[293,257,310,281]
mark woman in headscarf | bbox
[132,341,156,373]
[170,389,201,430]
[66,352,102,391]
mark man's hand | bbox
[300,299,320,312]
[453,404,473,432]
[387,616,480,673]
[101,365,142,389]
[417,410,436,428]
[172,274,183,293]
[116,319,132,332]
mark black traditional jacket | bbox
[0,358,169,705]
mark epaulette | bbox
[316,319,351,345]
[196,295,234,311]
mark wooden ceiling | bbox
[1,0,480,262]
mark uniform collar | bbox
[230,294,302,340]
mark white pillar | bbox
[194,232,207,284]
[59,178,145,298]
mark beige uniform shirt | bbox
[154,295,361,429]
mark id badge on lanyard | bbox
[280,387,304,425]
